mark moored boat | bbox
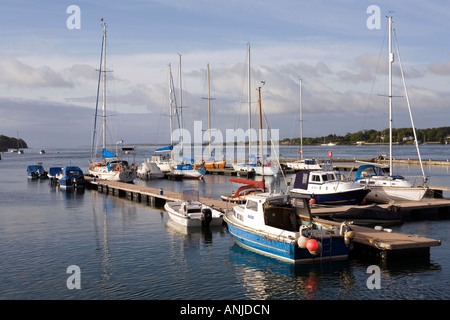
[220,178,265,204]
[27,164,47,179]
[164,189,224,228]
[88,23,137,183]
[224,192,355,264]
[56,166,85,190]
[291,169,370,206]
[137,161,164,180]
[354,164,427,203]
[352,16,428,203]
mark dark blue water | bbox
[0,144,449,301]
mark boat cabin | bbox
[234,193,311,231]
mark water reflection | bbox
[228,243,354,299]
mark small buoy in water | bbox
[360,198,366,205]
[309,198,316,205]
[298,235,309,249]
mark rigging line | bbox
[91,25,105,161]
[363,23,388,133]
[262,110,288,189]
[392,27,426,180]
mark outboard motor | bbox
[201,208,213,228]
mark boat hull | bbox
[224,212,350,264]
[204,161,226,169]
[164,202,223,227]
[89,167,137,183]
[232,164,279,176]
[293,188,370,206]
[364,186,427,203]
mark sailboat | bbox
[354,16,427,203]
[285,78,322,171]
[88,22,137,183]
[202,63,226,170]
[169,55,206,179]
[232,44,279,176]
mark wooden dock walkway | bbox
[84,176,444,260]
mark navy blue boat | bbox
[56,166,85,190]
[27,165,46,179]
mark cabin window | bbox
[322,174,328,181]
[312,175,320,182]
[246,200,258,211]
[263,206,298,232]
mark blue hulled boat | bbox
[56,166,85,190]
[224,193,355,264]
[27,165,47,179]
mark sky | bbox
[0,0,449,148]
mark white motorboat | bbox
[137,161,164,180]
[164,189,224,228]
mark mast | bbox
[247,43,252,161]
[207,63,211,157]
[102,22,107,152]
[178,54,183,156]
[299,77,303,159]
[257,87,264,182]
[388,16,394,176]
[168,63,174,160]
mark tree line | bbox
[0,135,28,152]
[281,126,450,145]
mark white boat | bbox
[137,161,164,180]
[168,57,207,180]
[224,192,355,264]
[170,163,206,179]
[291,169,370,206]
[354,163,426,202]
[88,23,137,183]
[164,189,224,228]
[285,79,323,171]
[150,153,172,173]
[232,44,279,177]
[353,16,427,203]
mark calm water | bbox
[0,144,449,301]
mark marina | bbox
[2,1,450,307]
[84,175,445,260]
[1,144,449,300]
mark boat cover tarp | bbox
[62,166,84,178]
[331,205,402,221]
[102,148,117,158]
[229,178,265,190]
[27,165,45,174]
[155,145,173,152]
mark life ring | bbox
[116,166,121,172]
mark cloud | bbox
[428,61,450,75]
[0,56,73,88]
